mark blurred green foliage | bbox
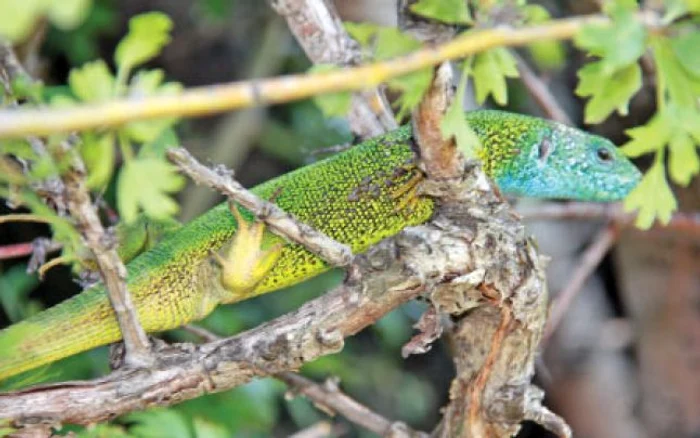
[0,0,699,436]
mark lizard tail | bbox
[0,285,121,381]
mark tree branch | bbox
[0,224,439,425]
[0,14,627,140]
[54,140,154,367]
[409,58,569,437]
[542,223,620,345]
[280,372,428,437]
[0,44,153,368]
[167,147,353,267]
[181,324,422,437]
[518,201,700,232]
[269,0,396,138]
[512,51,572,125]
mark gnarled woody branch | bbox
[0,81,563,437]
[411,63,570,437]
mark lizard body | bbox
[0,111,641,381]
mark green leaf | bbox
[47,0,92,30]
[342,24,428,119]
[80,132,115,189]
[192,418,229,438]
[624,151,677,229]
[68,60,115,102]
[686,0,700,13]
[138,128,180,159]
[75,423,130,438]
[668,131,700,185]
[527,40,565,71]
[388,69,433,120]
[441,64,481,159]
[575,6,646,74]
[344,21,380,47]
[671,32,700,77]
[662,0,689,22]
[117,158,185,223]
[11,75,44,103]
[472,48,519,106]
[621,112,674,157]
[0,0,91,42]
[409,0,473,25]
[115,12,173,71]
[0,0,45,42]
[374,27,421,60]
[622,106,700,186]
[0,265,39,323]
[653,36,700,109]
[0,139,36,161]
[576,61,642,123]
[524,6,565,70]
[308,65,352,118]
[126,409,192,438]
[124,70,182,142]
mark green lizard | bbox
[0,110,641,381]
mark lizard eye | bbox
[596,147,614,163]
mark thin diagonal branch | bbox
[512,51,572,125]
[168,147,353,267]
[269,0,396,138]
[542,223,620,345]
[280,372,429,437]
[518,202,700,232]
[55,140,154,366]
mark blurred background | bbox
[0,0,698,437]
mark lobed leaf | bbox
[409,0,473,25]
[117,158,185,223]
[68,60,115,102]
[472,48,519,106]
[624,151,678,229]
[441,64,481,159]
[576,61,641,124]
[115,12,173,71]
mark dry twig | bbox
[512,51,572,125]
[280,372,428,437]
[542,223,620,345]
[269,0,396,138]
[519,201,700,233]
[181,324,418,437]
[168,147,353,267]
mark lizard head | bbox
[467,110,641,202]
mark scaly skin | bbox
[0,111,641,381]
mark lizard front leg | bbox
[211,202,283,302]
